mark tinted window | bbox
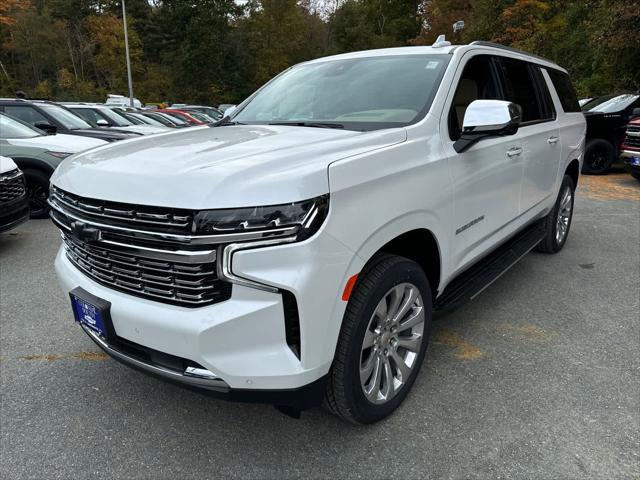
[4,105,48,125]
[71,107,101,125]
[498,57,546,123]
[547,69,581,112]
[38,103,92,130]
[531,66,556,120]
[449,55,503,139]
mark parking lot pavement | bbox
[1,174,638,480]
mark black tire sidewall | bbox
[23,169,51,219]
[342,258,432,423]
[583,139,615,174]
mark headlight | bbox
[46,151,73,159]
[194,195,329,242]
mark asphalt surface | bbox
[1,173,639,479]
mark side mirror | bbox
[96,119,110,127]
[34,121,57,134]
[454,100,522,153]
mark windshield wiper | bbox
[268,121,345,129]
[211,117,246,127]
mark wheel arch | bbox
[10,157,55,176]
[565,158,580,187]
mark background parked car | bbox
[218,104,236,113]
[0,99,138,142]
[140,111,190,128]
[168,105,223,120]
[0,113,107,217]
[63,103,169,135]
[0,156,29,232]
[156,109,208,125]
[621,118,640,181]
[105,94,143,108]
[581,93,640,174]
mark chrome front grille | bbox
[51,185,194,233]
[62,233,231,307]
[624,125,640,149]
[0,169,26,203]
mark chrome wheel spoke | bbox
[397,307,424,333]
[389,349,411,382]
[391,286,418,323]
[364,356,383,400]
[386,286,403,321]
[362,328,377,349]
[395,333,421,352]
[380,357,393,399]
[360,352,377,384]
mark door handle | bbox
[507,147,523,158]
[547,136,559,145]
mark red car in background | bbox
[621,117,640,181]
[156,109,207,126]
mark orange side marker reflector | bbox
[342,274,359,301]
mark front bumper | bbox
[54,226,357,394]
[620,149,640,174]
[0,194,29,233]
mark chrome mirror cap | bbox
[462,99,521,132]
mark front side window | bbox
[98,108,134,126]
[234,55,450,131]
[71,108,101,126]
[498,57,551,123]
[448,55,502,140]
[38,104,92,130]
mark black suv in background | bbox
[0,99,138,142]
[581,93,640,174]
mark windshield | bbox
[99,108,134,126]
[0,113,44,138]
[582,94,639,113]
[233,55,450,131]
[39,104,92,130]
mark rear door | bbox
[496,57,560,214]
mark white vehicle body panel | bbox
[3,133,107,152]
[0,155,18,174]
[51,44,586,392]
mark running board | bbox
[434,222,546,315]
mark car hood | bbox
[4,133,108,153]
[52,124,406,209]
[118,125,172,135]
[72,128,139,140]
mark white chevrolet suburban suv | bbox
[50,41,585,424]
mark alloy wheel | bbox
[359,283,425,405]
[555,186,573,244]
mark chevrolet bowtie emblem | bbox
[71,221,101,243]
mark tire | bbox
[23,168,51,219]
[631,172,640,182]
[535,175,575,254]
[324,254,432,424]
[582,139,615,174]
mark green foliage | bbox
[0,0,637,104]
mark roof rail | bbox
[470,41,557,65]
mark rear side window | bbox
[547,69,581,112]
[497,57,548,123]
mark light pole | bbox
[122,0,134,107]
